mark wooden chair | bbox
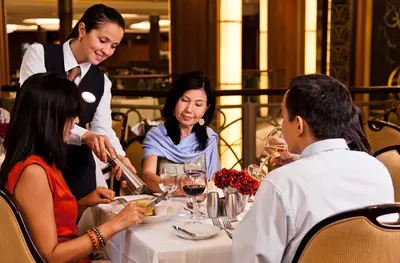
[374,145,400,202]
[107,135,146,196]
[0,188,45,263]
[0,189,112,262]
[123,135,146,180]
[365,120,400,154]
[383,107,399,125]
[111,112,128,144]
[292,203,400,263]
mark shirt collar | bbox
[300,138,349,158]
[63,39,92,77]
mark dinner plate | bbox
[110,195,184,224]
[174,223,219,240]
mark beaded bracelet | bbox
[91,227,106,249]
[87,230,100,251]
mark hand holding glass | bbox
[248,126,287,180]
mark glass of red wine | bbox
[182,161,207,223]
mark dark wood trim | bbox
[320,0,328,74]
[292,203,400,263]
[373,145,400,157]
[367,120,400,133]
[0,189,45,263]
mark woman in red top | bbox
[0,73,147,263]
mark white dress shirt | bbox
[19,41,124,156]
[232,139,394,263]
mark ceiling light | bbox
[7,24,17,34]
[129,19,170,30]
[22,18,78,31]
[7,24,38,33]
[23,18,59,25]
[121,14,141,19]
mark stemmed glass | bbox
[248,126,287,180]
[158,166,178,202]
[182,161,207,223]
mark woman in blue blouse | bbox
[142,71,220,193]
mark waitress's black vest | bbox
[44,44,104,200]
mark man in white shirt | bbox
[232,74,394,263]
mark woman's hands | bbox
[78,187,115,209]
[111,202,148,231]
[264,137,300,166]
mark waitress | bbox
[19,4,135,200]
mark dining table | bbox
[78,196,242,263]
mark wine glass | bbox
[159,166,178,202]
[181,167,207,223]
[184,160,208,219]
[184,159,206,175]
[248,126,287,180]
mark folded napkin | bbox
[131,119,160,136]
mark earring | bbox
[199,118,205,126]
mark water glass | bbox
[159,166,178,202]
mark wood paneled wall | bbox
[170,0,217,85]
[267,0,305,89]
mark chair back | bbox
[365,120,400,154]
[0,189,45,263]
[374,145,400,202]
[292,204,400,263]
[111,112,128,144]
[123,135,146,179]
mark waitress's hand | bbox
[78,186,115,208]
[113,156,137,185]
[82,131,115,162]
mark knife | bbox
[146,191,168,209]
[172,225,196,237]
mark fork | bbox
[222,217,235,230]
[212,218,232,239]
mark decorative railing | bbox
[2,85,400,170]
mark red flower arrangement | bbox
[213,168,260,196]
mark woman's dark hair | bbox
[346,106,372,154]
[286,74,353,140]
[163,71,216,151]
[68,4,125,39]
[0,73,82,188]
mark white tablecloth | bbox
[80,198,233,263]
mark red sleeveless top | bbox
[5,155,91,263]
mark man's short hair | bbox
[286,74,352,140]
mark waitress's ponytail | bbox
[67,19,81,40]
